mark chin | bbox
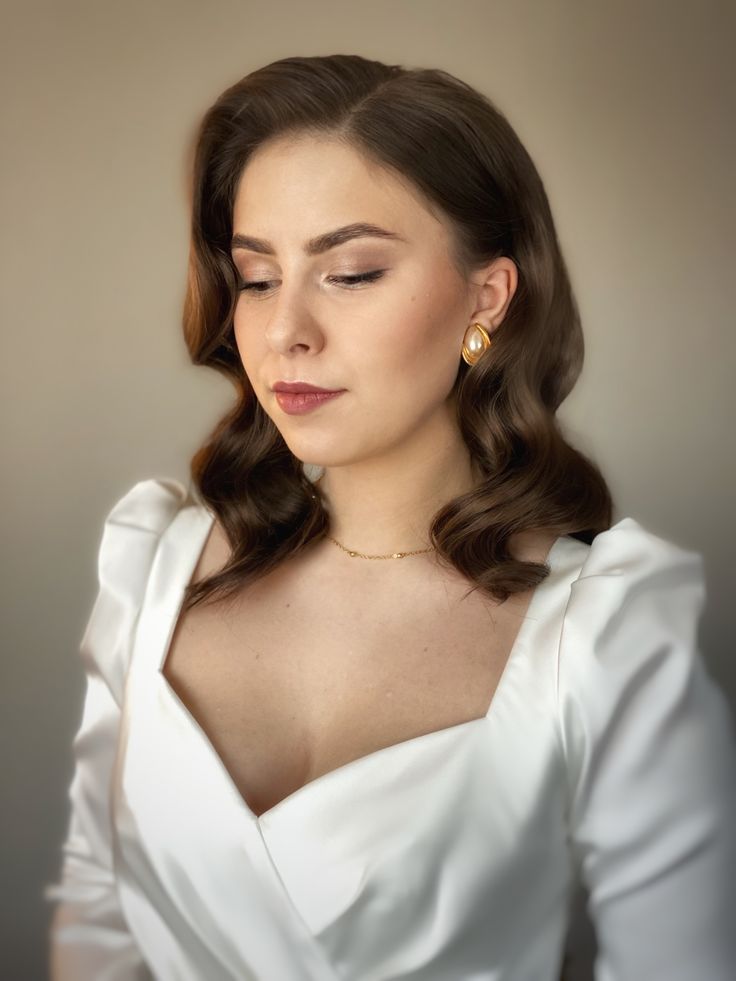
[274,431,368,471]
[284,443,356,470]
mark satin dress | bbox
[44,477,736,980]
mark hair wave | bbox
[179,53,613,613]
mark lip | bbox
[274,390,345,415]
[272,380,344,394]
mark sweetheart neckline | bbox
[154,505,569,823]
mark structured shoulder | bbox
[557,515,706,686]
[80,477,190,703]
[573,515,704,584]
[555,513,718,794]
[104,476,189,534]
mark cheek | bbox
[232,309,245,353]
[368,307,458,391]
[233,312,262,372]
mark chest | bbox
[160,528,540,819]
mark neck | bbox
[313,415,480,558]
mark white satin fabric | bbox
[44,477,736,980]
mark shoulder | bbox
[95,477,194,615]
[103,475,191,533]
[80,477,195,702]
[555,514,735,800]
[556,515,707,692]
[571,515,704,592]
[557,516,706,683]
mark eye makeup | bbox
[237,269,387,293]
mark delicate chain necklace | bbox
[312,473,435,560]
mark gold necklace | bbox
[312,473,435,560]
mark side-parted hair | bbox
[180,53,613,612]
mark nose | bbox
[264,288,325,357]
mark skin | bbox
[231,133,518,559]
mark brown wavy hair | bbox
[180,53,613,613]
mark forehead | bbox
[232,134,444,237]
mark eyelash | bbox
[237,270,386,293]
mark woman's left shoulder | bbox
[571,514,705,590]
[555,513,716,728]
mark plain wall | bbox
[2,1,734,977]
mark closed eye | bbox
[237,270,386,293]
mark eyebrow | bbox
[230,222,407,257]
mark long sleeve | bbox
[43,478,187,980]
[556,517,736,980]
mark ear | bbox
[466,257,518,335]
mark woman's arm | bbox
[557,519,736,979]
[44,478,186,980]
[45,671,152,980]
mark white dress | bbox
[43,477,736,980]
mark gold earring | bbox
[461,322,492,366]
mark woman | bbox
[45,54,736,980]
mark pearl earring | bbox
[461,322,492,366]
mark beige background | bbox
[2,1,734,977]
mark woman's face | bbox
[231,134,476,468]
